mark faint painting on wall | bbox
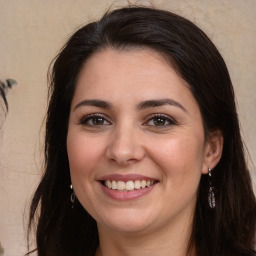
[0,78,16,256]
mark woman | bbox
[27,6,256,256]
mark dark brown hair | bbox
[27,6,256,256]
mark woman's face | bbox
[67,48,211,235]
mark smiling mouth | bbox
[102,180,157,191]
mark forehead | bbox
[76,48,183,91]
[71,48,199,113]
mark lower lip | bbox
[99,182,156,200]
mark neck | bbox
[96,216,196,256]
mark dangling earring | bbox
[208,168,216,209]
[70,184,76,208]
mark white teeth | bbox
[117,181,126,191]
[112,180,117,190]
[126,181,135,191]
[106,180,112,189]
[141,180,146,188]
[104,180,155,191]
[134,180,141,189]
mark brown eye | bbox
[153,117,167,126]
[92,117,105,125]
[145,114,176,127]
[79,114,111,126]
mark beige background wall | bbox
[0,0,255,255]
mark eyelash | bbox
[78,113,177,128]
[79,114,111,126]
[144,114,177,127]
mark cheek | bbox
[67,133,105,178]
[150,134,205,179]
[67,133,106,212]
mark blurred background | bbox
[0,0,255,255]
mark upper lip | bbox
[98,174,158,182]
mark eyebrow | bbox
[137,98,187,112]
[73,98,187,112]
[73,99,112,111]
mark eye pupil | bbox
[93,117,104,125]
[153,118,165,126]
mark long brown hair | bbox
[27,6,256,256]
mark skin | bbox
[67,48,223,256]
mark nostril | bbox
[106,148,145,165]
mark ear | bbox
[201,130,224,174]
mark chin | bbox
[96,209,155,234]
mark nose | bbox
[106,124,145,165]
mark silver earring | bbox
[208,168,216,209]
[70,184,75,208]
